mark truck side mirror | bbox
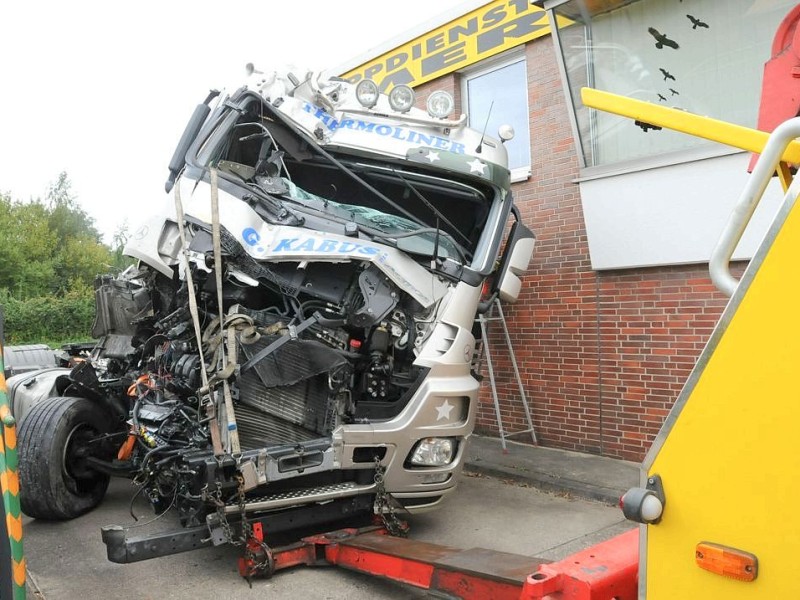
[493,220,535,304]
[165,90,220,193]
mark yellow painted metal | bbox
[777,161,793,191]
[581,86,800,596]
[580,87,800,167]
[642,179,800,597]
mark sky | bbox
[0,1,471,243]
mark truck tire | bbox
[18,396,114,520]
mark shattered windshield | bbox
[198,92,495,265]
[278,178,464,260]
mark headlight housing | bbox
[408,437,456,467]
[388,84,415,113]
[355,79,380,109]
[426,90,455,119]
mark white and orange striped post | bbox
[0,308,25,599]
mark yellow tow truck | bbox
[576,6,800,596]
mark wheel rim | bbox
[62,422,106,495]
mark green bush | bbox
[0,286,96,346]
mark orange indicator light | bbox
[695,542,758,582]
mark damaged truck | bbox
[7,67,534,567]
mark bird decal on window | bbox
[658,93,667,102]
[648,27,680,49]
[659,68,676,81]
[687,15,709,29]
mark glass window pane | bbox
[466,60,531,171]
[556,0,796,167]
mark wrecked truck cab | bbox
[13,68,534,560]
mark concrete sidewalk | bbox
[464,435,640,505]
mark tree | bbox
[0,193,57,298]
[46,172,102,243]
[0,173,117,343]
[44,172,110,292]
[111,220,135,270]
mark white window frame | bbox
[460,49,531,183]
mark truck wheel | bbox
[18,396,115,520]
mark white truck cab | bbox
[10,68,534,563]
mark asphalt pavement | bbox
[23,435,639,598]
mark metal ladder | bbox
[476,298,537,451]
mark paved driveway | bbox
[24,472,633,599]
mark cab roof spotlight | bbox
[356,79,379,109]
[498,124,515,142]
[427,90,455,119]
[389,84,415,113]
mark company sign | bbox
[341,0,551,91]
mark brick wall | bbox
[417,36,741,462]
[475,262,743,461]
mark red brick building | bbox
[336,0,795,461]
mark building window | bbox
[462,53,531,182]
[551,0,796,168]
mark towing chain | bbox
[240,524,274,583]
[236,474,252,545]
[373,455,409,537]
[234,474,275,582]
[209,482,240,547]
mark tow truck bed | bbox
[257,525,638,600]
